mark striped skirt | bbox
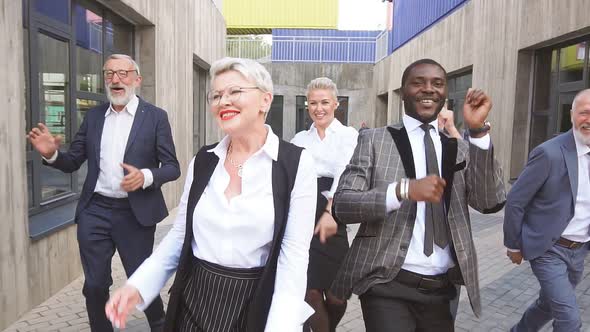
[177,256,264,332]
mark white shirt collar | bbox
[573,130,590,157]
[209,124,279,162]
[105,95,139,117]
[310,118,344,135]
[402,114,439,136]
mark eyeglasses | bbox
[206,86,261,105]
[103,69,137,80]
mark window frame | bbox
[24,0,133,239]
[529,37,590,152]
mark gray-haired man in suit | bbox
[504,89,590,332]
[330,58,506,331]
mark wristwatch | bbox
[468,121,491,136]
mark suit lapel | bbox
[562,131,578,200]
[440,133,458,212]
[387,124,416,178]
[124,98,147,155]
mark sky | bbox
[338,0,389,31]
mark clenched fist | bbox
[408,175,446,203]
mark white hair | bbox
[210,57,273,94]
[572,89,590,113]
[103,54,141,75]
[306,77,338,100]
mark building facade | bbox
[0,0,225,328]
[375,0,590,181]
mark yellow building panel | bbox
[223,0,338,31]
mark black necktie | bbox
[420,123,449,256]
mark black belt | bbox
[394,269,451,291]
[555,237,587,249]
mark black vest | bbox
[164,139,303,332]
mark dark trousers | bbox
[359,279,456,332]
[77,194,165,332]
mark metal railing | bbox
[375,30,389,63]
[226,35,272,62]
[271,35,377,63]
[227,31,391,64]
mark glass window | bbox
[193,66,208,154]
[447,71,472,131]
[266,96,284,138]
[296,96,312,133]
[35,0,69,25]
[38,32,72,201]
[27,161,34,209]
[75,98,99,192]
[559,43,585,83]
[75,3,103,93]
[336,96,349,125]
[105,14,133,56]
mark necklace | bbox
[227,143,244,177]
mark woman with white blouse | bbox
[291,77,359,332]
[105,57,317,332]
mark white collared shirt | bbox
[561,133,590,242]
[291,119,359,198]
[128,126,316,331]
[385,114,490,275]
[44,95,153,196]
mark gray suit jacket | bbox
[331,123,506,317]
[503,130,579,260]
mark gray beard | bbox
[107,86,135,107]
[573,127,590,146]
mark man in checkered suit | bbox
[330,59,506,331]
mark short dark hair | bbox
[401,58,447,88]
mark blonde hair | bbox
[103,54,141,75]
[210,57,273,94]
[306,77,338,100]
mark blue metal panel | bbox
[392,0,469,51]
[271,29,380,63]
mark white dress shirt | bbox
[291,119,359,198]
[128,126,316,331]
[44,95,153,196]
[560,134,590,242]
[385,114,490,275]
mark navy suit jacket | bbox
[46,97,180,226]
[504,130,579,260]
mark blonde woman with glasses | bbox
[105,57,316,332]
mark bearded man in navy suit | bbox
[27,54,180,332]
[504,89,590,332]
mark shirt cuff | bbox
[468,133,490,150]
[141,169,154,189]
[385,182,402,213]
[506,248,520,252]
[264,294,315,332]
[42,150,58,164]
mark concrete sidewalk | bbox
[6,211,590,331]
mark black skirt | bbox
[307,177,349,290]
[177,256,264,332]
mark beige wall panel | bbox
[519,0,590,49]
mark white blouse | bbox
[291,119,359,198]
[128,126,317,331]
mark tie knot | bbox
[420,123,433,133]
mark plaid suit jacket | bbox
[331,123,506,317]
